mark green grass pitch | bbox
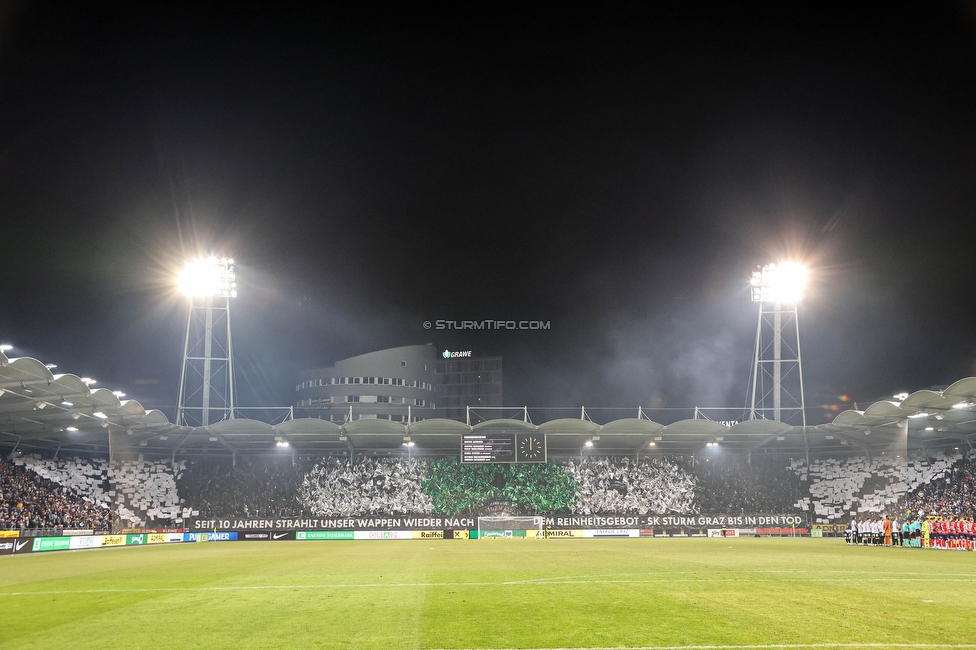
[2,538,975,649]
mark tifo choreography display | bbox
[3,451,974,550]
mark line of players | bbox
[845,515,976,550]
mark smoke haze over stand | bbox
[1,7,976,421]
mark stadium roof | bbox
[2,352,975,460]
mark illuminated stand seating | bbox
[15,455,187,527]
[790,452,960,521]
[563,457,697,515]
[299,457,434,517]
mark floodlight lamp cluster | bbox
[750,262,807,304]
[178,256,238,298]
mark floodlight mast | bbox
[748,263,807,432]
[175,257,238,427]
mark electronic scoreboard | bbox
[461,433,546,463]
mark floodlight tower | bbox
[748,262,807,426]
[175,256,238,426]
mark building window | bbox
[401,361,407,367]
[347,395,360,402]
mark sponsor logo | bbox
[583,529,639,538]
[443,349,473,358]
[541,529,580,538]
[148,534,168,544]
[15,539,31,552]
[297,530,354,540]
[0,531,19,538]
[244,533,270,540]
[101,535,126,547]
[0,542,13,551]
[272,532,289,540]
[126,534,146,545]
[33,537,72,552]
[69,536,101,550]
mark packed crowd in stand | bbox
[897,453,976,519]
[565,457,697,514]
[299,457,433,516]
[0,458,112,531]
[175,457,303,519]
[3,447,975,530]
[16,455,185,527]
[693,455,801,514]
[792,452,961,522]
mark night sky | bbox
[2,5,975,423]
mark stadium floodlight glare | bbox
[80,377,96,386]
[0,344,12,352]
[177,256,238,298]
[750,262,808,304]
[176,255,238,426]
[908,412,930,419]
[66,426,78,432]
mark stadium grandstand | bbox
[3,349,976,533]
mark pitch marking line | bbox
[508,569,974,584]
[2,576,976,596]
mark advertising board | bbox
[582,529,640,538]
[12,538,33,554]
[296,530,354,540]
[69,535,102,549]
[32,537,71,552]
[353,531,413,540]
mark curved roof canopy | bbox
[3,351,975,459]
